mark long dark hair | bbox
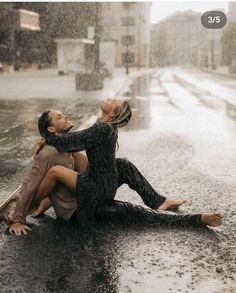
[38,110,52,138]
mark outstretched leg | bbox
[116,158,185,210]
[95,200,223,228]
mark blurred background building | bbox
[100,2,151,68]
[0,2,151,73]
[151,11,201,67]
[151,3,236,74]
[0,2,96,71]
[1,2,236,74]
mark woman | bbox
[35,99,223,227]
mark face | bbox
[100,98,123,116]
[48,110,73,134]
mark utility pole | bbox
[125,3,129,74]
[94,2,101,72]
[210,30,216,70]
[137,5,141,70]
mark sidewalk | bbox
[202,65,236,79]
[0,67,155,100]
[200,66,236,116]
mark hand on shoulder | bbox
[34,138,46,158]
[34,143,59,161]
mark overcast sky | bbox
[151,1,229,24]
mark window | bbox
[121,35,135,45]
[121,17,135,26]
[122,52,135,65]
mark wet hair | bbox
[108,100,132,151]
[108,100,132,128]
[38,110,52,138]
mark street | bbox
[0,67,236,292]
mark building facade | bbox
[0,3,96,68]
[100,2,151,67]
[151,9,226,70]
[228,2,236,23]
[224,3,236,72]
[151,10,202,67]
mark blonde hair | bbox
[108,101,132,128]
[108,100,132,151]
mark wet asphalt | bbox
[1,67,236,292]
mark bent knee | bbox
[48,165,64,178]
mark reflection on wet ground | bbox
[1,69,236,292]
[0,213,221,293]
[0,97,100,201]
[121,75,151,131]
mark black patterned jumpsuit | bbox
[46,122,202,228]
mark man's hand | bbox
[9,223,32,235]
[34,138,46,158]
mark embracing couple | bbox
[9,98,223,235]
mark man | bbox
[9,108,222,235]
[9,109,88,235]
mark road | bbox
[1,67,236,293]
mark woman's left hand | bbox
[34,138,46,158]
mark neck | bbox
[100,113,111,123]
[54,131,68,136]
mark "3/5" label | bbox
[201,11,227,29]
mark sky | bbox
[151,1,229,24]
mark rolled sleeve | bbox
[12,147,59,224]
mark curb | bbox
[202,68,236,79]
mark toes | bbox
[177,199,186,205]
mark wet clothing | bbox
[85,158,203,227]
[116,158,166,208]
[70,159,203,228]
[46,122,121,224]
[94,201,202,228]
[12,132,202,228]
[46,122,165,224]
[12,145,77,224]
[46,122,202,227]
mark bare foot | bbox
[201,213,223,227]
[158,198,186,211]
